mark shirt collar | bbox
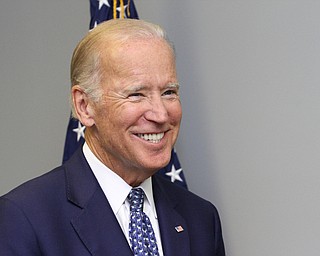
[138,177,157,218]
[82,142,157,218]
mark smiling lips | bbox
[137,132,165,143]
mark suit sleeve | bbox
[0,197,41,256]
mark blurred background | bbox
[1,1,320,255]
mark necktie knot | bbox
[128,188,144,212]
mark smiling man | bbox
[72,23,182,187]
[0,19,225,256]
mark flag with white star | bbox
[63,0,187,189]
[89,0,139,29]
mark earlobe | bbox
[72,86,95,127]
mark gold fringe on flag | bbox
[120,0,124,19]
[127,0,131,17]
[113,0,117,19]
[113,0,125,19]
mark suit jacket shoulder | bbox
[0,148,132,256]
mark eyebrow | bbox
[166,83,180,90]
[122,85,146,94]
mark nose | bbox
[144,96,169,123]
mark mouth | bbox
[136,132,165,144]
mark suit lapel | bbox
[70,188,132,255]
[153,176,191,256]
[64,149,132,256]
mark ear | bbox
[71,85,95,127]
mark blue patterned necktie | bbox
[128,188,160,256]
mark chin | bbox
[137,147,172,170]
[147,158,171,172]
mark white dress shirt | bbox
[83,143,164,255]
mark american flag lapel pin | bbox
[175,225,184,233]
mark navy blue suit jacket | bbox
[0,149,225,255]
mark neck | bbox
[85,131,156,187]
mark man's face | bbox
[88,38,182,182]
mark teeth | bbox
[138,133,164,143]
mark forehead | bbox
[98,39,177,93]
[101,38,176,77]
[104,38,173,63]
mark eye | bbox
[162,89,178,99]
[128,92,144,101]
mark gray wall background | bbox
[1,1,319,255]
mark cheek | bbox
[115,104,145,126]
[169,102,182,124]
